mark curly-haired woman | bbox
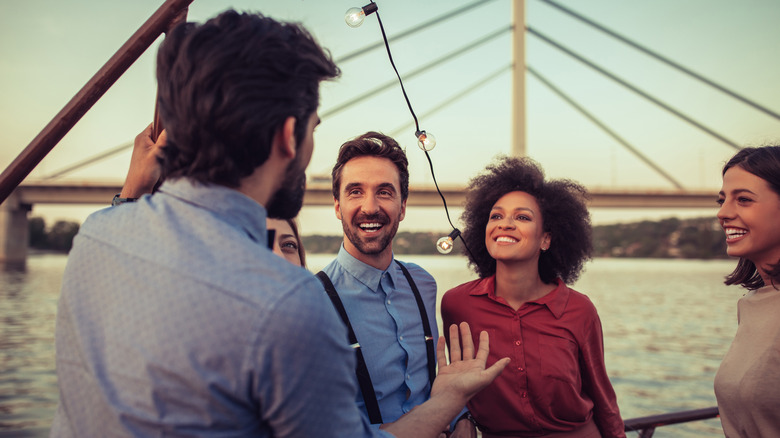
[441,156,625,438]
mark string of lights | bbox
[344,1,474,258]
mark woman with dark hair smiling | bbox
[441,156,624,438]
[714,145,780,437]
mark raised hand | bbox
[120,123,166,198]
[432,322,510,403]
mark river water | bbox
[1,253,739,437]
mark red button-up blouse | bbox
[441,277,625,437]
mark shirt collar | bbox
[472,276,570,318]
[534,279,569,319]
[336,244,397,293]
[158,178,268,246]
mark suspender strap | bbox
[394,260,437,387]
[315,271,383,424]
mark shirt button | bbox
[517,367,524,372]
[399,336,404,341]
[387,299,391,305]
[522,392,527,398]
[514,340,521,346]
[406,374,411,380]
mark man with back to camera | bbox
[318,132,475,436]
[50,10,508,437]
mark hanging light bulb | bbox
[416,130,436,151]
[345,3,378,27]
[436,229,460,254]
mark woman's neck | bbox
[494,260,554,311]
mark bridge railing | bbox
[623,406,719,437]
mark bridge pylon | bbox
[0,190,31,265]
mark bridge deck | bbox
[13,181,717,209]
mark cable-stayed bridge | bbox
[2,0,778,277]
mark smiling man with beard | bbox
[317,132,472,435]
[50,12,508,438]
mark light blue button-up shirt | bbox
[321,246,438,427]
[52,178,390,438]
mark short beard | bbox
[266,157,306,220]
[342,212,400,256]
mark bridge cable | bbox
[40,141,132,180]
[336,0,500,64]
[528,26,742,150]
[322,25,511,120]
[528,66,685,190]
[537,0,780,122]
[388,64,513,140]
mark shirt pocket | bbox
[538,336,580,386]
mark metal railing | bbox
[624,406,719,437]
[0,0,192,204]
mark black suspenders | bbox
[394,261,437,387]
[315,260,436,425]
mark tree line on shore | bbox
[30,216,728,259]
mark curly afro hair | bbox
[460,156,592,284]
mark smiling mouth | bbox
[495,236,518,243]
[359,222,384,233]
[724,227,747,242]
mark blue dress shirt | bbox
[51,178,390,438]
[321,246,438,427]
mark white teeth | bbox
[359,223,382,231]
[496,236,517,243]
[724,227,747,238]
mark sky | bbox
[2,0,780,235]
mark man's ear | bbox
[275,116,297,159]
[399,199,407,222]
[334,197,342,220]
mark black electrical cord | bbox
[370,1,474,258]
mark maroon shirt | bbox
[441,277,625,437]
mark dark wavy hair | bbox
[331,132,409,201]
[460,156,592,284]
[156,10,339,187]
[722,145,780,289]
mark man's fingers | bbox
[156,129,168,148]
[436,336,448,369]
[475,330,491,362]
[448,323,461,362]
[459,322,475,360]
[484,357,511,381]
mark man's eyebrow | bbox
[377,182,397,192]
[344,182,363,192]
